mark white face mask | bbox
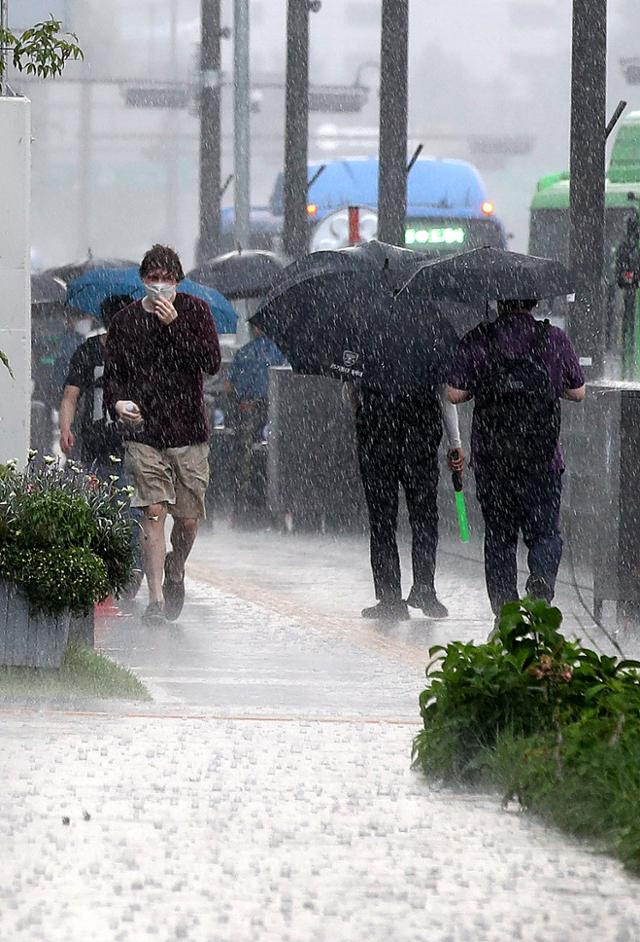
[144,282,176,302]
[73,317,94,336]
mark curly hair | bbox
[139,244,185,281]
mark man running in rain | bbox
[346,381,464,620]
[104,244,221,624]
[447,299,585,625]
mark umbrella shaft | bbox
[455,490,470,543]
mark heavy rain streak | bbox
[2,1,640,940]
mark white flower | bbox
[109,454,122,464]
[43,455,56,465]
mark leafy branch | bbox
[0,350,13,378]
[0,17,83,80]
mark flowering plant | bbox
[0,454,134,615]
[412,598,640,781]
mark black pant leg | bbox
[357,407,402,602]
[233,406,265,519]
[521,473,563,601]
[400,417,441,599]
[476,472,520,615]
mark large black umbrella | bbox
[262,239,428,303]
[251,267,459,394]
[45,256,138,286]
[31,272,66,305]
[399,246,575,304]
[188,250,286,299]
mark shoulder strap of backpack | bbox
[530,318,551,358]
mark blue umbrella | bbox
[66,267,238,334]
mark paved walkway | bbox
[1,525,640,941]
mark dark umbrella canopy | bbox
[31,273,66,305]
[338,238,434,270]
[399,246,575,304]
[45,257,138,286]
[188,250,286,299]
[251,268,459,394]
[262,239,428,304]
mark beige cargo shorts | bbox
[124,441,210,519]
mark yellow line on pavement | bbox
[186,561,432,669]
[0,706,419,726]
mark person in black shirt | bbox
[60,293,143,599]
[60,294,134,471]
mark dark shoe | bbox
[487,614,501,642]
[142,601,166,625]
[121,568,144,601]
[525,576,553,603]
[162,551,185,622]
[406,588,448,620]
[361,599,410,620]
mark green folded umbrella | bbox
[451,469,470,543]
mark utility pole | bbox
[567,0,607,378]
[198,0,222,263]
[283,1,320,258]
[166,0,179,245]
[77,80,92,257]
[377,0,409,247]
[233,0,250,253]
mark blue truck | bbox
[220,156,507,254]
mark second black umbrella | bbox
[399,246,575,304]
[251,267,459,394]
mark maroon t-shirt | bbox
[104,293,221,449]
[448,313,585,473]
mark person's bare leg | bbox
[141,502,168,603]
[167,517,198,581]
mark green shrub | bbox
[488,716,640,872]
[12,490,96,548]
[0,456,134,614]
[0,543,109,615]
[412,598,640,871]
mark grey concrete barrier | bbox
[0,579,71,668]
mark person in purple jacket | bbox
[447,299,585,624]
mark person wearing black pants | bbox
[447,298,586,630]
[475,470,563,615]
[351,386,462,620]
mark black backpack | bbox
[472,319,560,474]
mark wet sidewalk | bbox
[1,525,640,941]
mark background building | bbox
[10,0,640,269]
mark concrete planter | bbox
[0,579,70,668]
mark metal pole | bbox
[77,80,92,257]
[166,0,179,245]
[283,0,310,258]
[198,0,222,263]
[233,0,251,252]
[378,0,409,247]
[567,0,607,378]
[233,0,251,344]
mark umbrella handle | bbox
[450,450,464,492]
[450,452,469,542]
[454,489,470,543]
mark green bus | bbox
[529,110,640,372]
